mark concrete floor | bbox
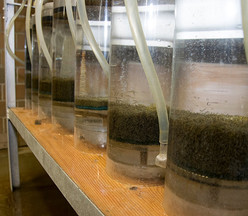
[0,147,78,216]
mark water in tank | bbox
[52,0,76,133]
[25,18,32,110]
[106,0,174,184]
[74,0,111,154]
[163,0,248,215]
[38,2,53,121]
[31,14,39,114]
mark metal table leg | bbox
[7,119,20,190]
[4,0,20,191]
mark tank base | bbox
[32,92,38,114]
[25,88,31,110]
[52,102,74,134]
[74,110,107,154]
[106,156,165,185]
[164,166,248,216]
[38,95,52,121]
[74,133,106,155]
[32,102,38,115]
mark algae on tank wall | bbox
[39,80,51,95]
[168,110,248,181]
[75,97,108,110]
[109,103,159,145]
[52,78,74,102]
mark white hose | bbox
[25,0,33,62]
[5,0,26,65]
[65,0,77,46]
[35,0,52,71]
[241,0,248,62]
[77,0,110,79]
[124,0,169,168]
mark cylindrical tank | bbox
[107,0,174,184]
[38,2,53,121]
[164,0,248,215]
[31,14,39,114]
[52,0,76,133]
[25,18,32,110]
[74,0,111,153]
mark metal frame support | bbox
[7,117,20,190]
[6,2,35,8]
[4,0,20,191]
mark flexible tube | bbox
[5,0,26,65]
[35,0,52,71]
[65,0,77,46]
[124,0,169,168]
[241,0,248,62]
[77,0,110,78]
[25,0,33,62]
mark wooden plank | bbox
[9,108,103,216]
[10,108,166,216]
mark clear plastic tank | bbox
[38,2,53,121]
[25,20,32,110]
[31,14,39,114]
[52,0,76,133]
[106,0,174,184]
[164,0,248,215]
[74,0,111,153]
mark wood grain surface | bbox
[12,108,167,216]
